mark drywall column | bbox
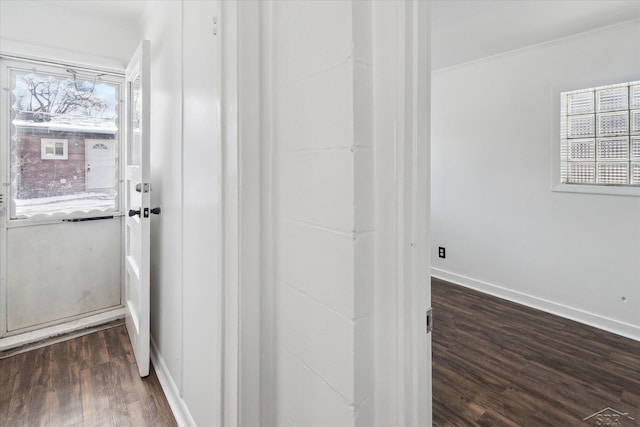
[142,0,184,405]
[144,2,225,425]
[266,1,374,425]
[181,1,224,425]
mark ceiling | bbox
[28,0,146,26]
[6,0,640,71]
[430,0,640,70]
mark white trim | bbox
[236,1,262,426]
[400,1,431,425]
[150,337,196,427]
[0,307,125,352]
[221,1,241,425]
[552,182,640,197]
[431,268,640,341]
[373,1,431,425]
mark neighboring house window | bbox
[560,81,640,191]
[41,139,68,160]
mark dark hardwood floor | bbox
[432,277,640,426]
[0,324,176,427]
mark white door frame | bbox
[399,1,431,424]
[372,1,431,425]
[225,1,431,425]
[220,1,241,425]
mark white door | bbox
[86,139,115,190]
[0,58,123,338]
[125,40,151,377]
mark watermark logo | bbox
[583,407,635,426]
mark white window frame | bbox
[552,80,640,197]
[40,138,68,160]
[0,56,125,223]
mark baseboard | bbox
[150,337,196,427]
[0,307,126,352]
[431,268,640,342]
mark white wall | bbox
[141,0,185,415]
[263,1,375,425]
[181,1,224,424]
[431,20,640,339]
[0,0,139,69]
[142,1,224,426]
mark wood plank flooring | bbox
[0,324,176,427]
[432,277,640,426]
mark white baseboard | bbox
[431,268,640,342]
[150,337,196,427]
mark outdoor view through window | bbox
[9,65,120,219]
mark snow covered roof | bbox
[13,118,117,135]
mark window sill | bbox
[552,183,640,197]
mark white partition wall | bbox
[256,1,431,425]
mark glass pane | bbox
[597,162,628,184]
[10,67,119,219]
[632,162,640,185]
[567,115,595,138]
[567,91,594,115]
[596,137,629,161]
[631,110,640,134]
[128,76,142,166]
[631,85,640,109]
[569,139,595,160]
[596,86,628,112]
[632,137,640,160]
[596,112,628,137]
[568,162,595,184]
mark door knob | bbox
[150,207,161,215]
[128,209,140,217]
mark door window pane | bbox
[9,65,121,219]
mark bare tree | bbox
[14,72,110,121]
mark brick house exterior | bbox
[14,122,117,199]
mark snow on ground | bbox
[14,192,117,217]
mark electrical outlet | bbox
[438,247,446,259]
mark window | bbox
[559,81,640,194]
[41,139,68,160]
[2,58,123,219]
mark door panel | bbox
[6,220,121,331]
[124,40,151,377]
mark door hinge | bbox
[426,308,433,334]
